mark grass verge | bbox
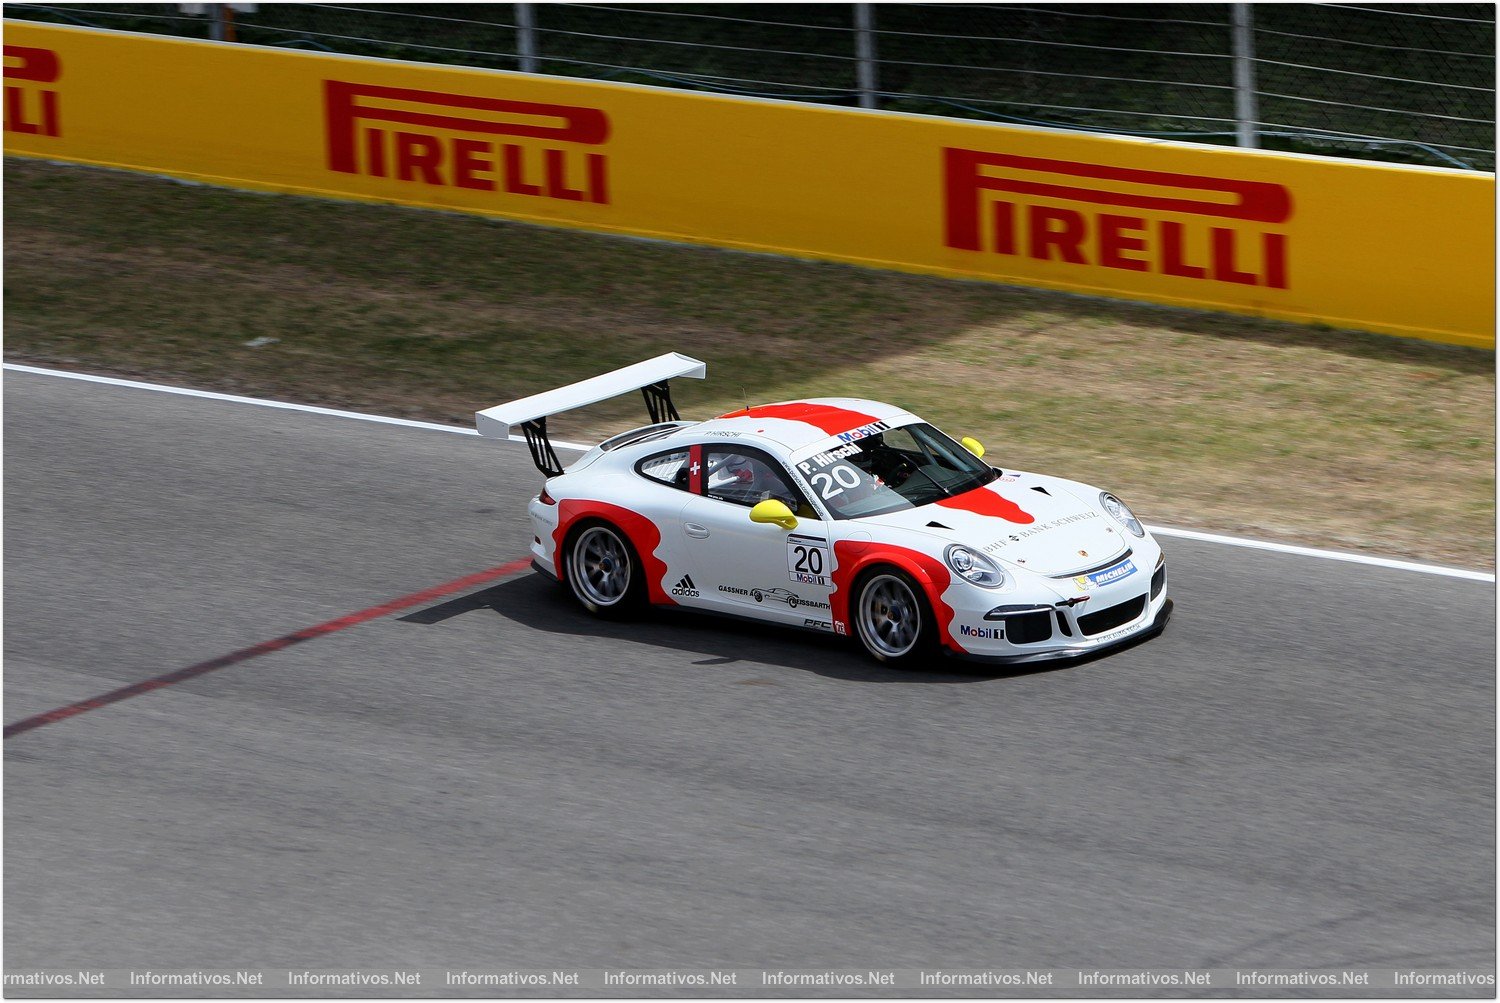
[5,157,1494,568]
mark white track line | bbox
[7,362,1494,584]
[1144,526,1493,583]
[2,362,593,451]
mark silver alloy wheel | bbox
[570,526,631,607]
[857,573,922,659]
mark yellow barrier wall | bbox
[5,21,1494,348]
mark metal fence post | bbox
[1232,3,1258,148]
[516,2,538,74]
[854,3,878,110]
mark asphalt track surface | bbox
[5,369,1494,997]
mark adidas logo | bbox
[670,574,701,598]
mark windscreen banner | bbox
[5,21,1494,348]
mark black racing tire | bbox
[563,520,645,618]
[850,567,939,668]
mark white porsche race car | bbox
[477,354,1171,667]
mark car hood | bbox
[853,476,1130,576]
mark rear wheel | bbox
[565,522,643,616]
[853,569,937,667]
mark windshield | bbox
[792,422,999,520]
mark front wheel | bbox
[853,569,937,667]
[565,522,643,617]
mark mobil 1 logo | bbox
[788,534,831,587]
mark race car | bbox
[477,353,1171,667]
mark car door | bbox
[628,445,702,605]
[677,444,838,632]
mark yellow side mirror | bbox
[749,499,798,531]
[961,436,986,459]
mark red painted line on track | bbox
[4,557,533,740]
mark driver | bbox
[723,454,793,507]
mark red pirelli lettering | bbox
[324,79,610,205]
[1160,221,1207,280]
[395,131,442,184]
[3,45,59,83]
[502,143,543,195]
[1098,214,1149,272]
[944,146,1292,290]
[3,45,60,137]
[1029,206,1087,264]
[452,137,494,191]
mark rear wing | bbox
[476,352,707,476]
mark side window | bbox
[636,449,692,491]
[703,447,811,515]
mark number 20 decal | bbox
[787,536,831,586]
[810,465,860,500]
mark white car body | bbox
[480,355,1171,666]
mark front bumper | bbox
[940,543,1170,663]
[947,597,1172,665]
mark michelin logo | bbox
[672,574,701,598]
[1074,558,1137,591]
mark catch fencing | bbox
[5,2,1494,171]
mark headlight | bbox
[944,544,1008,588]
[1099,491,1145,538]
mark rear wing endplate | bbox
[476,352,707,476]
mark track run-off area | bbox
[4,366,1494,996]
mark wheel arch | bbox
[830,541,963,654]
[552,499,674,606]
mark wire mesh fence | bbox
[7,3,1494,169]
